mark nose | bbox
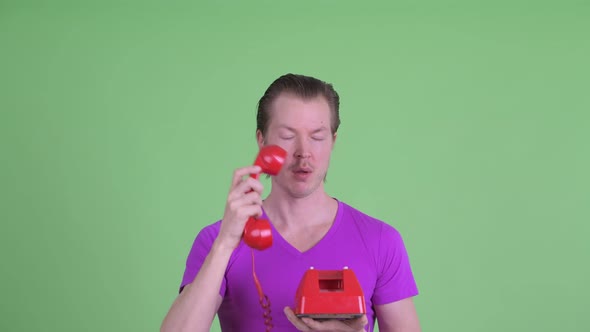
[294,137,311,159]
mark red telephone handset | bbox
[243,145,287,250]
[242,145,286,331]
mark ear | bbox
[332,132,338,148]
[256,130,265,149]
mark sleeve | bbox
[372,223,419,305]
[178,223,227,297]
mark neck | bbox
[263,187,337,230]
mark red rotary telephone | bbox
[294,267,366,320]
[242,144,287,250]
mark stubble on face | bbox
[260,94,336,199]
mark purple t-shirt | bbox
[180,200,418,332]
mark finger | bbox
[227,193,263,212]
[342,315,369,329]
[227,190,263,213]
[301,317,327,330]
[230,165,261,188]
[283,307,312,331]
[238,177,265,195]
[233,203,263,221]
[355,315,369,328]
[301,316,367,332]
[242,190,264,206]
[228,177,264,202]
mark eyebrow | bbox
[278,125,329,134]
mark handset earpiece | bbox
[243,145,287,250]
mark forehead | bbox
[268,93,331,129]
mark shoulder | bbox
[337,200,407,257]
[195,220,222,241]
[338,200,402,238]
[187,220,222,254]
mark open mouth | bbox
[293,167,312,174]
[293,167,313,179]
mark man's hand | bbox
[284,307,368,332]
[215,165,264,251]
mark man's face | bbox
[258,93,336,199]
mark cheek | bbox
[277,140,295,154]
[312,142,333,159]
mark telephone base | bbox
[294,268,367,320]
[295,313,364,321]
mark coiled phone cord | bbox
[251,249,273,331]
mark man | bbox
[161,74,421,332]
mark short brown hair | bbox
[256,73,340,137]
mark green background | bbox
[1,1,589,331]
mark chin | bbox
[288,183,322,199]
